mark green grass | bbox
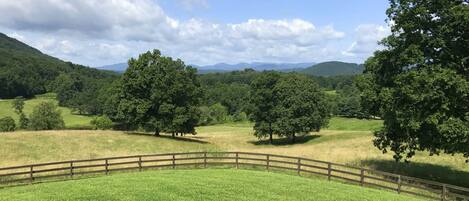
[0,93,94,128]
[0,169,423,201]
[327,117,383,131]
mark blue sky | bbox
[0,0,391,67]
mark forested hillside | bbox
[0,33,118,99]
[301,61,364,76]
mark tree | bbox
[359,0,469,161]
[0,117,16,132]
[117,49,202,137]
[250,71,282,143]
[29,102,65,130]
[12,96,28,128]
[90,116,113,130]
[274,74,330,143]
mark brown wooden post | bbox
[397,175,402,194]
[441,184,447,201]
[70,162,74,178]
[327,163,332,181]
[266,155,270,171]
[138,156,142,171]
[172,154,176,169]
[360,169,365,186]
[105,159,109,175]
[29,165,34,183]
[297,158,301,176]
[235,153,239,169]
[204,152,207,168]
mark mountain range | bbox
[97,61,364,76]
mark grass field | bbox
[1,118,468,188]
[0,93,94,129]
[0,169,423,201]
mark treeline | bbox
[198,68,365,124]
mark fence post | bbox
[70,162,74,178]
[297,158,301,176]
[138,156,142,171]
[397,175,401,194]
[235,153,239,169]
[29,165,34,183]
[204,152,207,168]
[327,163,332,181]
[172,154,176,169]
[441,184,447,201]
[105,159,109,175]
[266,155,270,171]
[360,169,365,186]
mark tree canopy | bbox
[359,0,469,161]
[117,50,202,136]
[250,72,330,143]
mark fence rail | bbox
[0,152,468,201]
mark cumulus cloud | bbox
[342,24,390,57]
[0,0,353,66]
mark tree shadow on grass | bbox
[360,159,469,188]
[124,132,209,144]
[248,135,321,146]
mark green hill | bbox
[0,32,117,99]
[0,169,422,201]
[301,61,364,76]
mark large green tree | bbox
[274,74,330,143]
[251,72,330,143]
[250,71,282,143]
[359,0,469,161]
[117,50,202,136]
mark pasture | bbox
[0,93,94,129]
[0,118,468,188]
[0,169,424,201]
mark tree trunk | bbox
[154,129,160,136]
[172,132,175,138]
[269,122,273,144]
[291,133,296,143]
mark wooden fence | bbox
[0,152,468,200]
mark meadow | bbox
[0,169,423,201]
[0,116,468,188]
[0,93,94,129]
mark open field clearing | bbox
[1,118,468,188]
[0,169,424,201]
[0,93,94,129]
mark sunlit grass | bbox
[0,93,94,129]
[0,106,467,187]
[0,169,423,201]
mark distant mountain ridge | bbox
[97,62,316,73]
[301,61,364,76]
[97,61,363,76]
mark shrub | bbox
[29,102,65,130]
[0,117,16,132]
[90,116,113,130]
[18,113,29,129]
[232,112,248,122]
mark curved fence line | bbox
[0,152,468,201]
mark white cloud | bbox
[0,0,358,66]
[342,24,390,57]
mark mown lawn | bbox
[0,169,424,201]
[0,93,94,129]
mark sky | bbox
[0,0,391,67]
